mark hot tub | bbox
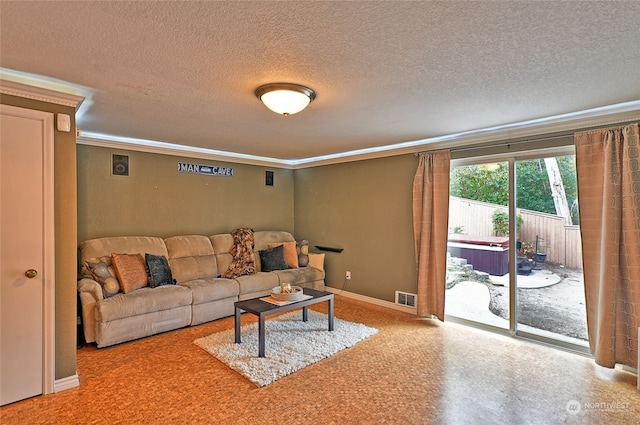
[447,235,509,276]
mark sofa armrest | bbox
[78,277,104,301]
[77,278,104,344]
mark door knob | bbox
[25,269,38,279]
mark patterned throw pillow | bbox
[145,253,176,287]
[111,253,149,294]
[258,245,288,272]
[84,257,121,298]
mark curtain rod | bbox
[415,120,639,156]
[450,133,573,153]
[449,119,639,154]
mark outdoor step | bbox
[462,264,474,271]
[450,257,468,266]
[446,271,467,284]
[475,271,490,279]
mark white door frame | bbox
[0,104,55,396]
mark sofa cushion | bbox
[210,233,234,275]
[112,253,149,293]
[273,267,325,286]
[254,231,295,271]
[145,253,175,287]
[259,245,288,272]
[236,272,280,296]
[253,230,296,251]
[165,235,218,284]
[95,285,192,322]
[267,241,298,268]
[180,278,239,305]
[79,236,168,265]
[211,231,297,273]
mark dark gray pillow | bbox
[259,245,288,272]
[145,253,176,287]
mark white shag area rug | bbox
[194,310,378,387]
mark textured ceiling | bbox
[1,1,640,161]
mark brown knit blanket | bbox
[222,228,257,279]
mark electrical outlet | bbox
[345,271,351,280]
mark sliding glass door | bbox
[445,150,588,351]
[446,160,510,330]
[514,154,588,349]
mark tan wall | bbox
[1,94,78,380]
[294,154,418,302]
[77,145,294,241]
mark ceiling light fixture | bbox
[255,83,316,116]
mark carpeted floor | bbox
[1,295,638,424]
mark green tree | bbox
[450,163,509,206]
[516,160,553,212]
[450,156,579,224]
[491,210,523,236]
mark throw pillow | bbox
[267,241,298,268]
[145,253,176,288]
[84,257,121,298]
[297,240,309,267]
[308,253,325,271]
[258,245,288,272]
[111,253,149,294]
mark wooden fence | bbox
[449,196,583,269]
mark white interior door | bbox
[1,105,54,406]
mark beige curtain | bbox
[413,150,450,320]
[575,123,640,369]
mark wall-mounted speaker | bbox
[112,154,129,176]
[265,170,274,186]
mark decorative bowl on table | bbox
[271,285,304,301]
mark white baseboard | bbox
[54,373,80,393]
[324,286,417,315]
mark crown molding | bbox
[427,102,640,153]
[292,100,640,167]
[77,101,640,169]
[76,133,296,169]
[0,79,85,110]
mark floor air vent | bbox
[395,291,416,308]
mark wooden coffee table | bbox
[234,287,334,358]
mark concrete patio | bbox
[445,262,589,344]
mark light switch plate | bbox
[56,114,71,132]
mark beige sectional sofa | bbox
[77,230,325,348]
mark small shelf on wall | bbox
[315,245,344,253]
